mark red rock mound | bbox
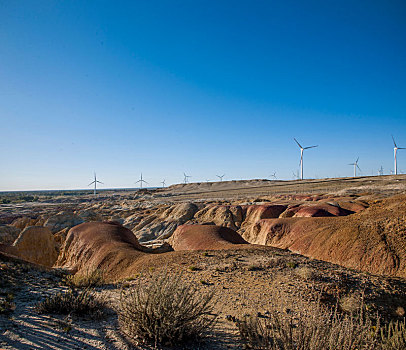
[56,221,151,277]
[241,195,406,278]
[243,205,287,222]
[169,224,248,251]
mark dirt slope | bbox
[243,195,406,277]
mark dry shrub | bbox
[0,297,15,314]
[237,295,381,350]
[339,293,362,314]
[118,272,216,346]
[380,319,406,350]
[64,268,105,288]
[294,266,317,281]
[35,288,105,318]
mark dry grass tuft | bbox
[237,301,379,350]
[339,293,362,314]
[236,290,406,350]
[118,272,216,346]
[64,268,105,288]
[294,266,317,280]
[380,319,406,350]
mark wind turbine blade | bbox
[357,165,361,171]
[293,138,303,148]
[135,180,141,184]
[88,181,95,186]
[398,147,406,150]
[392,135,397,148]
[304,145,318,149]
[356,157,359,163]
[96,181,103,184]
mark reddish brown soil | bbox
[169,224,248,250]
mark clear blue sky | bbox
[1,1,405,190]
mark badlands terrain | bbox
[0,175,406,349]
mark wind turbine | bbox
[161,179,166,188]
[135,173,148,189]
[348,157,361,177]
[294,138,318,180]
[88,172,103,195]
[183,173,191,184]
[269,172,277,180]
[216,174,225,181]
[392,135,405,175]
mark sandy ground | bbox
[1,246,405,350]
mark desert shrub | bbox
[64,269,105,288]
[380,319,406,350]
[236,299,380,349]
[339,293,363,314]
[285,261,297,269]
[35,288,105,318]
[0,297,15,314]
[294,266,316,280]
[118,272,216,346]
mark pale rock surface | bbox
[12,226,58,267]
[0,225,21,244]
[75,209,102,222]
[44,211,84,233]
[133,202,199,242]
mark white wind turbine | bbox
[161,179,166,188]
[294,138,318,180]
[135,173,148,189]
[392,135,405,175]
[348,157,361,177]
[88,172,103,195]
[269,172,277,180]
[216,174,225,181]
[183,172,191,184]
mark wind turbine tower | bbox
[135,173,148,189]
[294,138,318,180]
[183,173,191,184]
[392,135,405,175]
[216,174,225,181]
[348,157,361,177]
[88,172,103,196]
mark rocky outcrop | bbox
[12,226,58,267]
[44,211,84,233]
[75,209,103,222]
[11,216,46,230]
[169,224,247,251]
[240,195,406,278]
[194,205,243,230]
[0,224,21,244]
[131,203,199,242]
